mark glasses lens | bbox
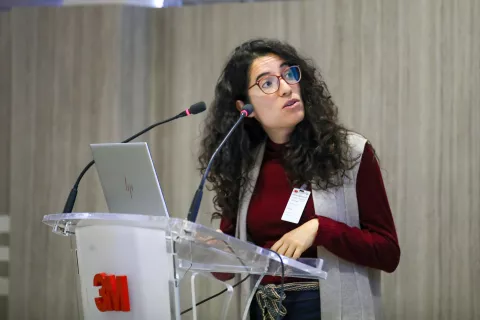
[258,76,280,94]
[283,66,301,84]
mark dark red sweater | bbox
[220,139,400,283]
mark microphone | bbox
[187,104,254,223]
[62,101,207,214]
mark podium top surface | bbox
[43,213,328,280]
[43,212,170,230]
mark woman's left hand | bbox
[271,219,320,259]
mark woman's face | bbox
[242,54,305,143]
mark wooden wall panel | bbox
[4,1,480,319]
[152,1,480,318]
[9,7,124,320]
[0,12,11,320]
[0,13,11,215]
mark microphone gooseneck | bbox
[186,104,254,223]
[62,101,207,213]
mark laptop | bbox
[90,142,170,216]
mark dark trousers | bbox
[249,289,321,320]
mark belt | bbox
[255,281,320,320]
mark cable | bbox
[267,249,285,320]
[180,238,250,315]
[179,246,286,316]
[180,274,250,315]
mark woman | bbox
[198,38,400,320]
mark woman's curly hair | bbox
[198,38,357,222]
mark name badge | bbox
[281,185,311,224]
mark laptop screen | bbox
[90,142,170,217]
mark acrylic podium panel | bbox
[43,213,327,320]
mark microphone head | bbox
[188,101,207,115]
[240,104,254,117]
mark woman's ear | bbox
[236,100,255,118]
[235,100,245,112]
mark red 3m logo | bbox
[93,273,131,312]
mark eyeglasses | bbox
[248,65,302,95]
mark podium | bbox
[43,213,328,319]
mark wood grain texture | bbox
[0,13,11,216]
[4,1,480,319]
[9,6,123,320]
[0,13,11,320]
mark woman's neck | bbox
[264,127,293,144]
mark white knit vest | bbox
[234,132,381,320]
